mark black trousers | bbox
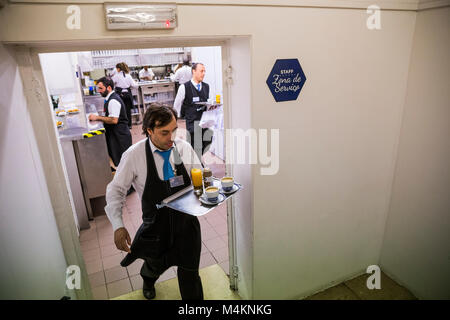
[120,92,133,128]
[189,126,213,161]
[140,255,204,300]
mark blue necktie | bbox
[155,149,175,180]
[197,83,201,91]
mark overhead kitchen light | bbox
[105,3,177,30]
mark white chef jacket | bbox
[171,65,192,84]
[105,137,202,231]
[173,79,210,117]
[104,91,121,118]
[139,68,155,80]
[112,72,138,92]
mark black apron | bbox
[104,92,132,167]
[115,87,133,107]
[182,81,210,133]
[115,84,133,128]
[120,139,201,270]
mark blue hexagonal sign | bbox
[266,59,307,102]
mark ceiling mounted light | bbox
[105,3,177,30]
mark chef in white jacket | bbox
[139,66,155,81]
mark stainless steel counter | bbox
[137,79,173,86]
[60,139,90,230]
[73,133,112,219]
[139,80,175,108]
[58,121,104,142]
[58,120,111,226]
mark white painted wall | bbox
[1,0,447,300]
[40,52,83,110]
[379,7,450,300]
[248,8,416,299]
[191,46,223,99]
[227,37,253,299]
[40,52,77,95]
[0,44,69,299]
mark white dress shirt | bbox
[112,72,138,92]
[139,68,154,80]
[105,137,202,231]
[173,80,210,117]
[105,91,121,118]
[171,65,192,84]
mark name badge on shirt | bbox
[169,175,184,188]
[193,97,200,103]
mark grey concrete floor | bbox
[304,271,417,300]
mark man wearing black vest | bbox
[88,77,132,168]
[105,105,204,300]
[173,62,213,162]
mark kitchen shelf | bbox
[143,99,174,104]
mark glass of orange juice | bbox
[191,168,203,195]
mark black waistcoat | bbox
[120,139,201,269]
[103,92,132,166]
[104,92,129,126]
[182,81,210,132]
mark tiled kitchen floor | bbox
[80,120,230,300]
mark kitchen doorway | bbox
[36,43,236,299]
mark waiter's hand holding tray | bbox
[194,101,222,112]
[157,177,242,217]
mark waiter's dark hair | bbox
[116,62,130,74]
[183,59,190,66]
[191,62,204,72]
[97,77,115,90]
[142,103,178,136]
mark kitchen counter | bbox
[83,93,102,97]
[58,121,104,142]
[58,120,111,224]
[137,79,173,86]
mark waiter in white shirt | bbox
[139,66,155,81]
[112,62,138,129]
[172,59,192,85]
[88,77,132,168]
[173,62,213,161]
[171,59,192,119]
[105,104,204,300]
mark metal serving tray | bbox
[156,178,242,216]
[194,102,223,112]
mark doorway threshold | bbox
[112,264,241,300]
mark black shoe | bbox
[142,282,156,300]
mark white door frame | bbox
[11,36,242,298]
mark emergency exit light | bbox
[105,3,177,30]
